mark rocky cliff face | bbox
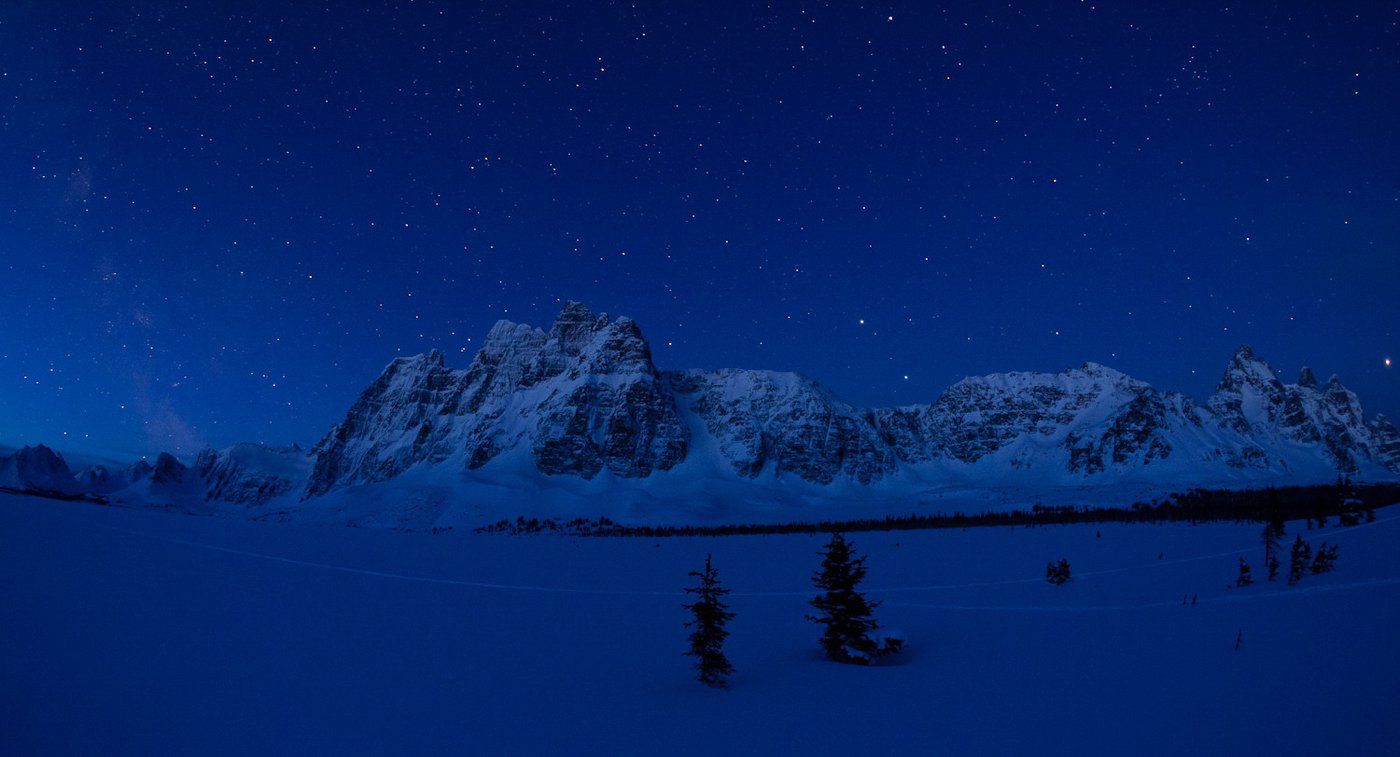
[194,444,308,505]
[305,302,689,496]
[0,445,78,494]
[1204,346,1395,474]
[669,369,896,484]
[8,305,1397,513]
[1369,416,1400,471]
[6,442,310,509]
[295,305,1400,497]
[913,363,1193,471]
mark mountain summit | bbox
[8,303,1397,522]
[306,302,689,496]
[299,304,1399,502]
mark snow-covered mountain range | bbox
[5,302,1397,523]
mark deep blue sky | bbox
[2,1,1397,459]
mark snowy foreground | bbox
[4,493,1399,756]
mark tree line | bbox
[477,481,1396,538]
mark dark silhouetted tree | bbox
[1046,558,1071,586]
[1310,542,1339,575]
[1262,517,1285,581]
[683,553,735,687]
[1236,557,1254,587]
[808,533,901,664]
[1288,535,1313,586]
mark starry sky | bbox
[2,1,1397,460]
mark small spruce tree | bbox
[1310,542,1339,575]
[808,533,899,664]
[1046,559,1071,586]
[1288,535,1313,586]
[1236,557,1254,587]
[1262,518,1285,581]
[682,554,736,687]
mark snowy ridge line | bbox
[887,576,1400,613]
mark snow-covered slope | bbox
[875,362,1201,473]
[35,444,313,514]
[195,443,311,506]
[669,368,896,484]
[5,491,1399,755]
[305,301,688,497]
[293,303,1398,513]
[0,444,79,495]
[8,303,1398,525]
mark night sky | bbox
[3,2,1397,460]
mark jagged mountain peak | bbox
[302,312,1395,492]
[1216,344,1281,392]
[376,351,447,384]
[304,301,686,494]
[0,444,77,494]
[556,299,605,324]
[671,367,853,409]
[10,313,1400,519]
[547,300,610,347]
[390,350,445,370]
[1078,361,1122,376]
[474,302,660,382]
[483,319,543,349]
[1298,366,1318,388]
[151,452,188,485]
[950,361,1143,394]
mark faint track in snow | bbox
[38,501,1400,603]
[43,506,683,596]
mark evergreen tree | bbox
[1310,542,1339,575]
[1288,535,1313,586]
[1046,559,1071,586]
[808,533,900,664]
[1236,557,1254,587]
[1262,517,1285,581]
[682,553,736,687]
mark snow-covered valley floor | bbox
[4,492,1398,755]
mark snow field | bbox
[3,493,1397,755]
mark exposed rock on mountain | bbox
[669,369,896,484]
[14,305,1397,517]
[0,444,78,495]
[295,306,1399,497]
[306,302,689,497]
[195,444,308,506]
[916,363,1195,471]
[1370,416,1400,471]
[151,452,188,486]
[1203,346,1395,474]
